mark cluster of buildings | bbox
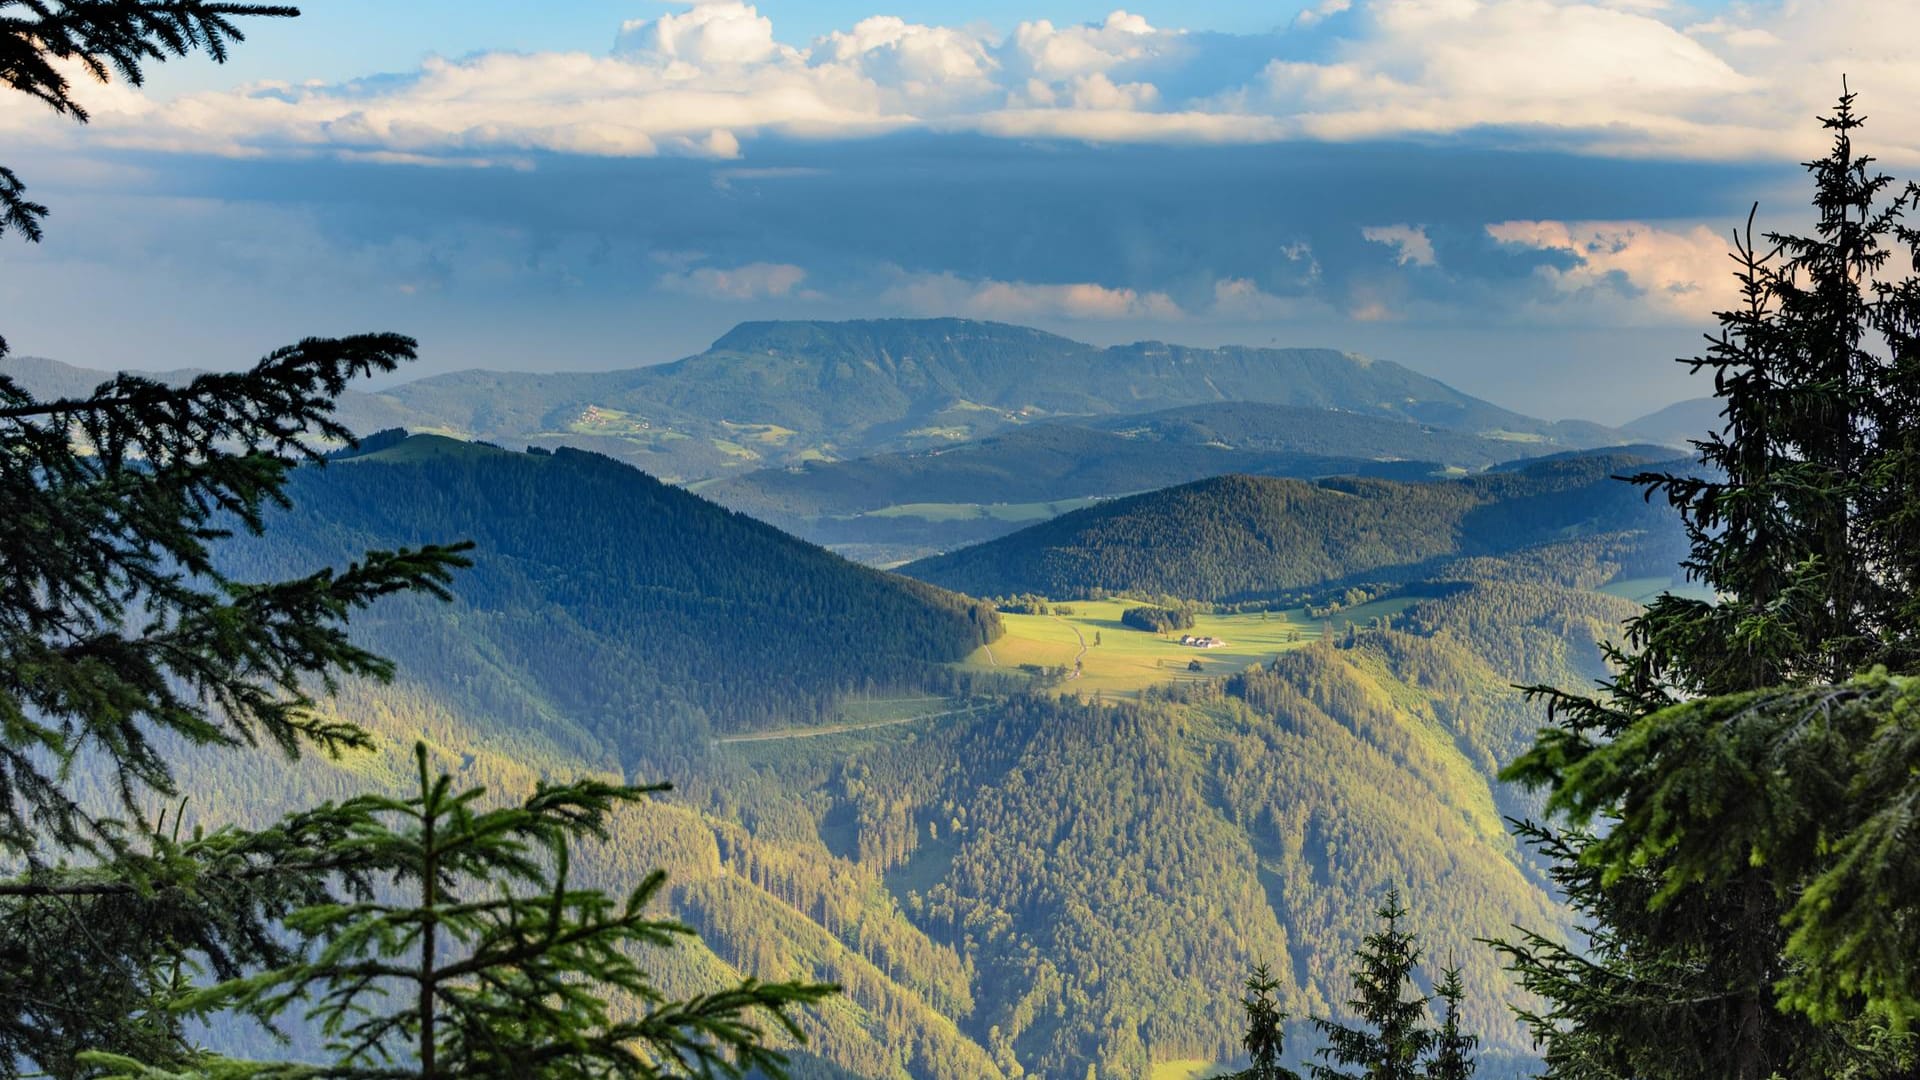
[1178,634,1227,649]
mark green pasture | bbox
[965,598,1329,699]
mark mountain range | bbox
[696,401,1588,562]
[18,321,1705,1077]
[11,319,1634,488]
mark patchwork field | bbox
[962,597,1420,699]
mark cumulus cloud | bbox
[1361,223,1436,266]
[1008,11,1175,80]
[659,261,816,300]
[1247,0,1920,161]
[885,270,1183,320]
[1486,219,1736,319]
[9,0,1920,169]
[821,16,999,106]
[614,2,795,66]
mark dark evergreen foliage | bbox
[902,454,1684,602]
[1311,889,1433,1080]
[218,435,1002,748]
[1220,964,1301,1080]
[1123,605,1196,633]
[1426,964,1477,1080]
[1496,88,1920,1080]
[91,743,835,1079]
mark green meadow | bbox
[962,596,1421,699]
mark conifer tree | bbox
[85,744,837,1079]
[1221,963,1300,1080]
[0,2,296,247]
[0,7,839,1075]
[1496,85,1920,1079]
[0,8,472,1071]
[1312,889,1432,1080]
[1423,964,1475,1080]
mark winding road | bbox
[1049,615,1089,680]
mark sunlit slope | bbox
[216,434,1002,743]
[723,571,1631,1077]
[168,435,1649,1079]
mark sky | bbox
[1,0,1914,423]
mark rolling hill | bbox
[699,402,1602,562]
[216,433,1002,747]
[901,451,1688,601]
[138,432,1676,1078]
[373,319,1628,480]
[1623,396,1723,447]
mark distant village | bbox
[1177,634,1227,649]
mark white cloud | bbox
[1008,11,1172,80]
[1065,72,1159,111]
[1361,223,1436,266]
[1486,219,1736,319]
[615,2,795,67]
[659,261,816,300]
[10,0,1920,166]
[885,270,1183,320]
[821,16,999,106]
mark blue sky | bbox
[1,0,1911,422]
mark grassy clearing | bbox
[710,438,760,460]
[719,420,799,445]
[965,599,1331,699]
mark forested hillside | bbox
[214,434,1001,748]
[150,431,1661,1078]
[903,451,1687,601]
[700,402,1558,560]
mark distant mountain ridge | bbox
[902,450,1689,601]
[1623,396,1722,447]
[6,319,1632,483]
[701,400,1603,562]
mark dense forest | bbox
[214,434,1002,751]
[903,452,1687,601]
[125,428,1657,1078]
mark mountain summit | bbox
[358,319,1630,479]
